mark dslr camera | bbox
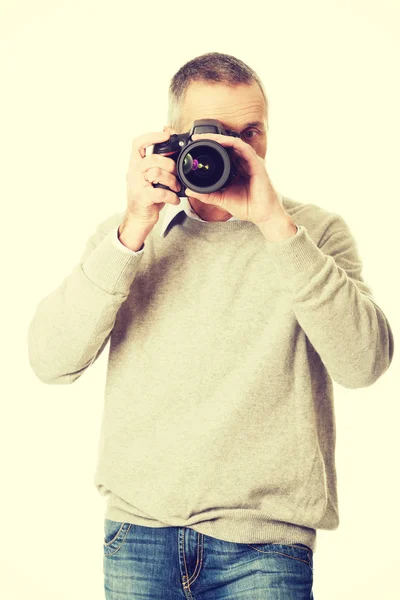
[152,119,241,195]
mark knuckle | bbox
[152,154,176,173]
[132,133,150,148]
[152,156,165,170]
[160,156,175,172]
[149,153,161,165]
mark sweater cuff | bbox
[264,224,327,289]
[82,228,144,296]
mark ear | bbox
[163,125,177,135]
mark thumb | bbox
[185,187,200,198]
[185,187,214,204]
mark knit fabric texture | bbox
[27,193,394,554]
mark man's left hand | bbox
[184,132,286,225]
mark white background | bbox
[1,0,399,598]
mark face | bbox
[164,80,267,221]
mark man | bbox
[28,52,394,599]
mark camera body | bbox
[152,119,241,195]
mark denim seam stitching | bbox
[245,544,312,569]
[104,523,132,556]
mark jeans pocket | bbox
[290,544,314,570]
[103,519,130,555]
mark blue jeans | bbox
[103,519,314,599]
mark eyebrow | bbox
[241,121,264,129]
[188,120,264,133]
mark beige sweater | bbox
[27,194,394,554]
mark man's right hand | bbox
[125,130,182,230]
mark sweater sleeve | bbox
[264,214,395,389]
[112,224,145,255]
[27,215,144,385]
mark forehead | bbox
[181,80,265,131]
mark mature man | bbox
[28,52,394,599]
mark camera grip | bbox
[153,181,183,195]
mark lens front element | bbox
[178,140,231,193]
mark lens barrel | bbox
[177,140,234,193]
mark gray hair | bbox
[167,52,269,133]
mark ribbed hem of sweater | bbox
[104,495,317,553]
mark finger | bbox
[131,131,170,163]
[146,168,181,192]
[139,155,176,175]
[141,154,177,178]
[191,133,262,177]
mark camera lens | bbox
[183,153,216,178]
[181,145,224,188]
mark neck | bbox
[188,197,232,222]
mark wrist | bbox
[255,214,298,242]
[118,220,153,252]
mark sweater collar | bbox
[159,192,283,238]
